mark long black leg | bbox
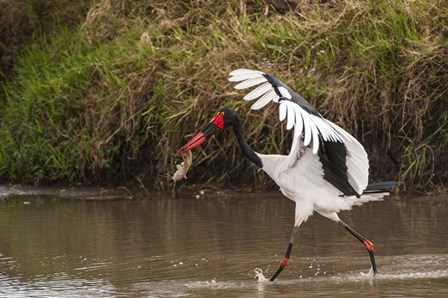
[269,226,299,281]
[338,220,378,274]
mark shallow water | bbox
[0,189,447,297]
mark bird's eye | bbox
[211,111,225,122]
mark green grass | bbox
[0,0,447,191]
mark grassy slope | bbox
[0,0,447,190]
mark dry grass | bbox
[1,0,447,190]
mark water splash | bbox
[253,268,268,283]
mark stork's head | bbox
[177,108,239,154]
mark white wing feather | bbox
[229,68,369,193]
[229,69,344,155]
[229,68,263,76]
[228,72,264,82]
[279,102,287,121]
[244,83,272,100]
[293,104,304,138]
[235,77,267,89]
[286,103,295,130]
[301,108,312,147]
[251,89,278,110]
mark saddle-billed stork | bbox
[178,69,394,281]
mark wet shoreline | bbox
[1,184,447,202]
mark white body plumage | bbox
[229,68,387,227]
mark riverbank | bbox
[2,183,447,203]
[1,1,447,191]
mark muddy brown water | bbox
[0,188,447,297]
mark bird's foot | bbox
[367,266,376,276]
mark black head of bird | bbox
[177,108,240,154]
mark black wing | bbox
[229,69,369,195]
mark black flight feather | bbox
[318,137,360,197]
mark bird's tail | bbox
[364,181,396,194]
[354,181,396,204]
